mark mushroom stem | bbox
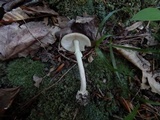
[74,40,87,93]
[61,33,90,106]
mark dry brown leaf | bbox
[76,16,94,23]
[3,0,23,11]
[2,7,29,22]
[2,5,58,23]
[56,16,100,41]
[71,16,99,40]
[21,5,58,16]
[0,21,60,60]
[47,63,65,77]
[57,16,70,28]
[116,44,160,95]
[0,87,20,115]
[88,54,94,63]
[119,97,134,113]
[0,1,6,7]
[125,22,143,31]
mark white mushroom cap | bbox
[61,33,91,52]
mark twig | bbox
[44,64,76,91]
[58,50,77,63]
[114,33,149,39]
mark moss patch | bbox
[27,54,134,119]
[27,66,110,120]
[7,58,46,101]
[27,67,80,120]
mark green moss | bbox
[28,55,132,119]
[7,58,46,101]
[87,54,134,102]
[25,50,135,120]
[47,0,106,19]
[0,62,8,87]
[27,67,80,120]
[47,0,158,22]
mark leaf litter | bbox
[0,0,160,119]
[0,87,20,114]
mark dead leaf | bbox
[88,54,94,63]
[2,7,29,22]
[56,16,100,41]
[71,16,99,40]
[116,44,150,71]
[141,71,160,94]
[33,75,43,88]
[3,0,23,11]
[57,16,70,28]
[76,16,93,23]
[47,63,65,77]
[2,5,58,23]
[21,5,58,16]
[119,97,133,113]
[125,22,143,31]
[0,21,59,60]
[0,1,6,7]
[47,66,55,77]
[116,44,160,95]
[0,87,20,114]
[55,63,65,73]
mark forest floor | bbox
[0,0,160,120]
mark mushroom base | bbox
[76,90,89,106]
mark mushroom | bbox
[61,33,91,105]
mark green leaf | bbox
[140,98,160,105]
[124,104,140,120]
[112,44,160,54]
[109,42,121,81]
[96,34,112,47]
[95,48,114,71]
[131,8,160,21]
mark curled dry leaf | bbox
[142,71,160,94]
[116,44,160,95]
[125,22,143,31]
[0,21,60,60]
[0,87,20,114]
[116,45,150,71]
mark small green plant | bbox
[124,105,140,120]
